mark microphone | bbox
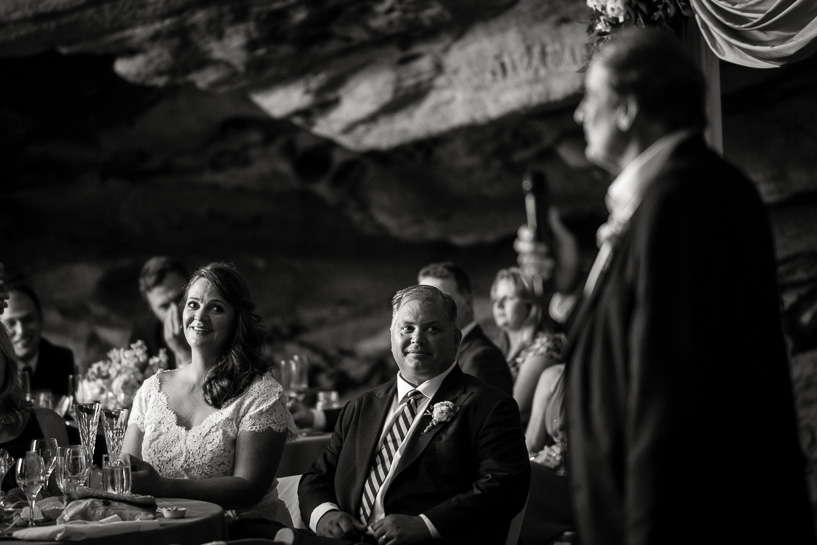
[522,169,553,296]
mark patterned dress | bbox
[129,370,297,524]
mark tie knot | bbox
[403,390,424,405]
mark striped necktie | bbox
[359,389,425,524]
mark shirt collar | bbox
[396,360,457,402]
[605,129,696,224]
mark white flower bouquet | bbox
[80,340,168,409]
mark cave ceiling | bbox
[0,0,589,150]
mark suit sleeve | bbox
[423,394,530,539]
[298,402,352,525]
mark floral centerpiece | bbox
[586,0,693,48]
[80,340,168,409]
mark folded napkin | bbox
[12,517,161,541]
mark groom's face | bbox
[391,297,461,387]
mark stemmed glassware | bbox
[53,455,69,506]
[74,401,101,465]
[60,445,91,496]
[101,408,129,463]
[30,438,58,491]
[0,448,12,508]
[15,452,47,527]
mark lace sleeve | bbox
[526,332,568,362]
[129,373,159,432]
[238,372,298,439]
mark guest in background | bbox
[490,267,565,425]
[0,283,74,399]
[122,262,297,539]
[130,256,191,369]
[0,323,69,493]
[526,28,815,545]
[298,285,529,545]
[418,261,514,395]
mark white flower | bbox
[605,0,626,22]
[422,401,459,434]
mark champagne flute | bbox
[15,452,47,527]
[101,408,129,463]
[74,402,101,465]
[30,438,59,490]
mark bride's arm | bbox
[129,428,287,509]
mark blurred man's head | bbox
[417,262,474,330]
[574,27,706,173]
[1,285,43,363]
[138,257,188,323]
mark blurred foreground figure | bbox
[560,28,815,545]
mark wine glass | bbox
[0,448,12,508]
[53,455,69,506]
[101,408,129,463]
[30,438,58,490]
[73,401,101,463]
[60,445,90,494]
[15,452,47,527]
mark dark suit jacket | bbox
[457,324,513,396]
[129,316,178,369]
[32,338,75,397]
[299,365,530,544]
[565,136,816,545]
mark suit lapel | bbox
[393,366,473,478]
[356,382,397,483]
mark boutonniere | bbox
[422,401,459,434]
[596,217,627,249]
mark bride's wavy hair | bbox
[183,262,269,408]
[0,324,34,429]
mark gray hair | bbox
[390,284,458,330]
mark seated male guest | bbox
[1,283,74,398]
[298,285,530,544]
[129,256,191,369]
[292,262,513,433]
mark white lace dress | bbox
[129,369,297,524]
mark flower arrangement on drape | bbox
[585,0,817,68]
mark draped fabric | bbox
[690,0,817,68]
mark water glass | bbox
[101,408,129,463]
[15,452,47,527]
[281,355,309,402]
[74,402,101,461]
[60,445,91,492]
[102,462,131,495]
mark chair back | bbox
[277,474,307,529]
[505,492,529,545]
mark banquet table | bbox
[5,498,227,545]
[276,432,332,477]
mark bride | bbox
[121,262,297,538]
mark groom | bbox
[298,285,529,545]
